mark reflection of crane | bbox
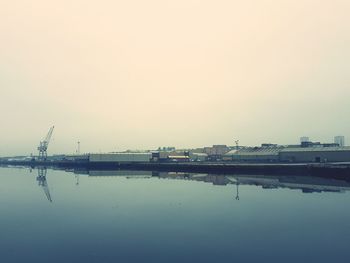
[37,126,55,160]
[75,174,80,186]
[36,168,52,202]
[235,182,240,201]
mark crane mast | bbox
[37,126,55,160]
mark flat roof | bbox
[225,147,284,156]
[280,146,350,153]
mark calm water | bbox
[0,167,349,263]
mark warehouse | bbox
[224,144,350,163]
[279,147,350,163]
[189,152,208,162]
[224,145,284,162]
[89,153,152,163]
[151,150,190,162]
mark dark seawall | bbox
[1,160,350,180]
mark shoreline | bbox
[1,160,350,180]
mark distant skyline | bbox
[1,0,350,156]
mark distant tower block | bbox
[334,136,345,147]
[300,137,309,143]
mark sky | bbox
[1,0,350,156]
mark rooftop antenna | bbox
[77,141,80,155]
[235,140,239,150]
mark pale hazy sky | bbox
[1,0,349,156]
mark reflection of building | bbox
[155,172,230,186]
[88,170,153,177]
[141,172,350,193]
[226,175,350,193]
[69,169,350,195]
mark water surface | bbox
[0,167,349,263]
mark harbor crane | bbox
[37,126,55,160]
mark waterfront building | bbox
[224,143,350,163]
[89,153,152,163]
[223,144,283,162]
[151,150,190,162]
[203,145,230,161]
[279,146,350,163]
[189,152,208,162]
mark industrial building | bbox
[224,143,350,163]
[201,145,230,161]
[189,152,208,162]
[89,153,152,163]
[151,151,190,162]
[279,146,350,163]
[223,144,284,162]
[61,153,152,163]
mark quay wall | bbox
[1,160,350,180]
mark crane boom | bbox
[45,126,54,145]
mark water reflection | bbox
[1,166,350,263]
[75,173,79,186]
[36,167,52,202]
[69,169,350,195]
[10,166,350,204]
